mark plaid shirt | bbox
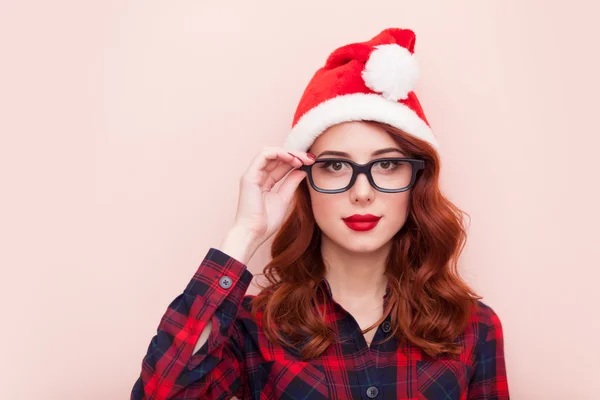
[132,248,509,399]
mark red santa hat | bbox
[283,28,438,152]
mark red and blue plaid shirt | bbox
[132,247,510,399]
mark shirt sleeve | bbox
[131,247,254,400]
[467,302,510,399]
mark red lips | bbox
[342,214,381,222]
[342,214,381,232]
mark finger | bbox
[277,169,308,204]
[259,155,300,187]
[264,159,282,173]
[243,150,292,185]
[268,161,296,183]
[252,147,314,173]
[244,148,315,190]
[262,159,302,191]
[250,148,297,173]
[264,156,299,173]
[267,150,316,185]
[286,149,316,165]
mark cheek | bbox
[374,194,411,234]
[309,192,338,223]
[388,194,411,225]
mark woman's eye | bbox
[321,161,348,171]
[374,161,402,171]
[376,161,393,169]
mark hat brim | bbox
[283,93,438,152]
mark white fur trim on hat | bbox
[283,93,438,152]
[361,44,419,101]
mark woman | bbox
[131,28,509,399]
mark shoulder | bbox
[469,299,505,344]
[466,301,509,395]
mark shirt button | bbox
[381,321,391,333]
[219,276,232,289]
[366,386,379,398]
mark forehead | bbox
[308,121,398,153]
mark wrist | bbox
[220,226,261,265]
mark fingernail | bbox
[307,153,316,160]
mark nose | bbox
[349,171,374,202]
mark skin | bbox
[307,121,412,345]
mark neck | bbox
[320,236,391,307]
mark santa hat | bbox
[283,28,438,152]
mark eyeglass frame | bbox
[298,157,425,194]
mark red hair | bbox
[251,121,482,360]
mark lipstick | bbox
[342,214,381,232]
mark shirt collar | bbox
[317,276,391,302]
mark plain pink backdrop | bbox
[1,1,598,399]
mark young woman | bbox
[131,28,509,399]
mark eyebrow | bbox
[316,147,407,158]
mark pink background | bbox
[1,1,598,399]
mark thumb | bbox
[277,169,307,204]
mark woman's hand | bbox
[232,147,315,249]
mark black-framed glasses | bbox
[299,157,425,194]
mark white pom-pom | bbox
[361,44,419,101]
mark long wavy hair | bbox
[251,120,482,360]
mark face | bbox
[306,121,411,255]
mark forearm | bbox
[192,227,259,353]
[132,246,254,399]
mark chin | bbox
[346,238,388,253]
[327,231,389,254]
